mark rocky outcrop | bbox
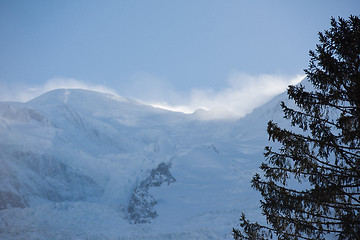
[0,149,103,210]
[127,162,176,223]
[0,191,27,210]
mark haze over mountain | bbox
[0,87,292,239]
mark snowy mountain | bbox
[0,88,288,239]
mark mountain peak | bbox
[28,88,128,106]
[0,86,292,239]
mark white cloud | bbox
[147,72,305,119]
[0,73,305,120]
[0,77,117,103]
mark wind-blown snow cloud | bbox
[148,72,305,119]
[0,77,118,103]
[0,73,304,120]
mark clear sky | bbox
[0,0,359,118]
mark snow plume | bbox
[148,73,305,120]
[0,73,304,120]
[0,77,118,103]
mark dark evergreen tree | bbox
[233,15,360,240]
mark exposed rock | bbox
[128,162,175,223]
[0,149,103,210]
[0,191,27,210]
[140,162,176,188]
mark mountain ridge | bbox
[0,87,289,239]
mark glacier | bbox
[0,88,288,239]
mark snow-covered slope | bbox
[0,88,287,239]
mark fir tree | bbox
[233,15,360,240]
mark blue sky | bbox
[0,0,359,118]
